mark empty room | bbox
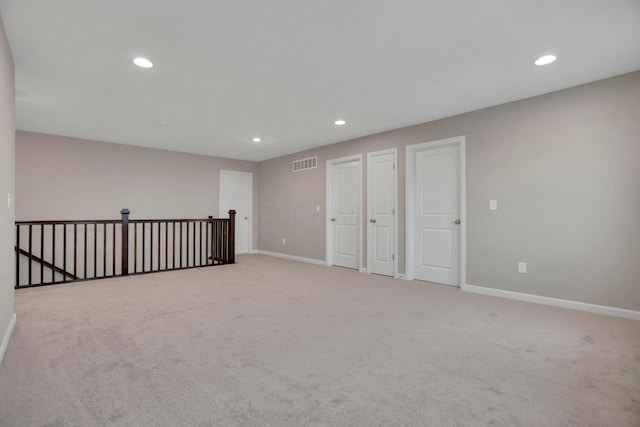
[1,1,639,426]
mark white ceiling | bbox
[1,1,639,162]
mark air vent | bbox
[292,156,317,172]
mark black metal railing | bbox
[15,209,236,288]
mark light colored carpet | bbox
[0,254,639,426]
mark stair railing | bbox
[15,209,236,288]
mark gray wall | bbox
[258,71,640,311]
[0,15,15,359]
[16,132,259,250]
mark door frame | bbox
[405,136,466,285]
[366,148,398,276]
[219,170,253,254]
[326,154,363,268]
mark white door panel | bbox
[331,160,361,269]
[368,151,396,276]
[420,228,453,268]
[414,146,460,285]
[220,171,252,254]
[374,227,391,261]
[336,225,357,255]
[420,155,454,214]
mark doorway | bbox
[326,155,363,269]
[406,136,466,286]
[220,170,252,254]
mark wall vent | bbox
[292,156,318,172]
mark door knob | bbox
[330,218,336,222]
[244,217,248,220]
[369,218,377,223]
[454,219,461,224]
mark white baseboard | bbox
[359,267,368,273]
[462,284,640,321]
[256,250,326,266]
[0,313,16,365]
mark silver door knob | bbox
[369,218,376,223]
[244,217,248,220]
[330,218,336,222]
[454,219,461,224]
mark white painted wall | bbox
[0,15,16,363]
[15,132,259,250]
[258,71,640,312]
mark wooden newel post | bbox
[121,209,130,275]
[228,210,236,264]
[208,215,214,264]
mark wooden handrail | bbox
[15,219,122,225]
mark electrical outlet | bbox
[518,262,527,274]
[282,238,286,244]
[489,200,498,211]
[316,204,321,212]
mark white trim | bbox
[256,250,326,266]
[366,148,398,277]
[359,267,368,273]
[220,170,253,254]
[0,313,16,365]
[459,140,467,289]
[326,154,364,269]
[406,136,466,286]
[462,284,640,320]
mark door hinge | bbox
[392,254,395,260]
[393,163,396,170]
[392,208,395,215]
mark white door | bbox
[328,158,361,269]
[368,150,396,276]
[414,145,460,285]
[220,170,252,254]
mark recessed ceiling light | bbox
[133,57,153,68]
[534,55,557,66]
[252,137,262,143]
[334,119,346,126]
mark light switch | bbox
[7,193,10,209]
[489,200,498,211]
[316,204,321,212]
[518,262,527,274]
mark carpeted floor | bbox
[0,254,639,426]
